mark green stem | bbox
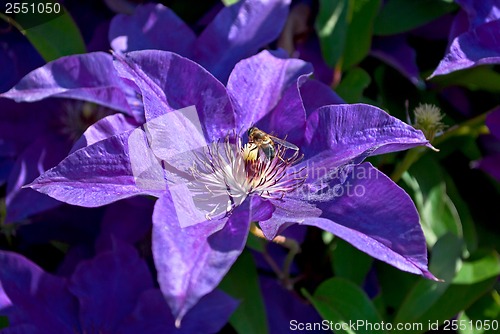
[391,147,424,183]
[433,111,489,146]
[0,12,24,34]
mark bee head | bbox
[247,126,257,137]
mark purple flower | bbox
[429,0,500,77]
[0,240,237,333]
[370,35,424,88]
[109,0,291,83]
[474,108,500,180]
[0,52,144,222]
[27,49,435,323]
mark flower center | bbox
[188,135,304,219]
[58,101,113,142]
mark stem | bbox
[249,222,302,288]
[0,13,24,34]
[391,147,424,183]
[433,111,489,146]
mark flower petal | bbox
[1,52,134,115]
[0,251,79,330]
[152,192,254,324]
[6,135,71,223]
[113,50,235,141]
[196,0,291,83]
[430,20,500,77]
[70,113,140,153]
[371,35,424,88]
[117,289,237,333]
[256,74,308,145]
[227,49,313,133]
[260,276,323,332]
[259,197,320,240]
[68,240,154,332]
[95,197,154,252]
[299,79,344,116]
[486,108,500,139]
[27,129,163,207]
[303,163,434,279]
[301,103,430,178]
[109,4,196,57]
[456,0,500,28]
[475,153,500,181]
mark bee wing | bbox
[270,136,299,151]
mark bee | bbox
[247,126,299,160]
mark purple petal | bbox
[299,79,344,116]
[430,20,500,77]
[256,74,308,145]
[5,135,71,222]
[456,0,500,28]
[196,0,291,83]
[259,197,320,240]
[0,99,59,185]
[152,193,252,324]
[0,99,58,158]
[117,289,237,333]
[486,108,500,139]
[1,52,134,115]
[0,324,40,334]
[70,113,140,153]
[27,129,163,207]
[227,50,313,133]
[295,36,335,86]
[113,50,235,141]
[15,206,104,250]
[260,276,323,333]
[0,251,79,330]
[475,153,500,181]
[371,35,424,88]
[302,103,430,172]
[68,241,154,332]
[175,289,238,333]
[95,197,154,252]
[109,4,196,57]
[304,163,434,279]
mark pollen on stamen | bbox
[187,134,305,219]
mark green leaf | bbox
[219,250,268,334]
[404,156,472,250]
[376,262,420,316]
[457,312,485,334]
[336,67,371,103]
[421,183,463,246]
[461,290,500,334]
[394,234,462,324]
[246,232,265,253]
[305,277,385,334]
[373,0,458,36]
[453,253,500,285]
[444,174,478,255]
[222,0,240,5]
[343,0,381,69]
[330,239,373,285]
[395,242,499,333]
[1,2,86,62]
[416,278,497,333]
[428,67,500,93]
[0,316,8,329]
[316,0,349,67]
